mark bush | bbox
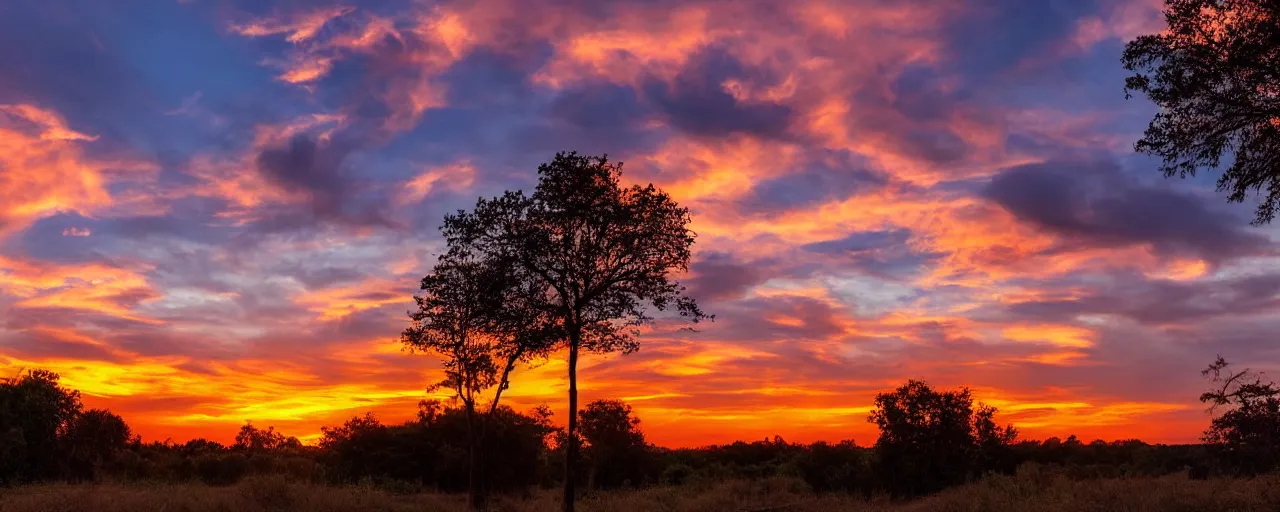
[195,453,249,486]
[794,441,868,494]
[660,463,694,486]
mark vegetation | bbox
[1123,0,1280,224]
[869,380,1018,497]
[440,151,710,511]
[402,219,556,509]
[5,472,1280,512]
[3,360,1278,509]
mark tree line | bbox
[3,357,1277,499]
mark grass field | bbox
[3,471,1279,512]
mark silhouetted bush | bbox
[196,452,250,486]
[794,440,870,494]
[660,463,694,486]
[319,401,555,493]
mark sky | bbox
[2,0,1278,448]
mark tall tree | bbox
[402,241,555,510]
[449,152,709,511]
[1123,0,1280,224]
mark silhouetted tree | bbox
[446,151,710,512]
[403,234,556,510]
[233,422,298,452]
[1123,0,1280,223]
[973,403,1021,475]
[0,369,82,483]
[578,399,649,489]
[1199,355,1280,474]
[63,409,132,480]
[868,380,1017,497]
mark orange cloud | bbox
[230,6,354,43]
[0,256,160,323]
[396,161,477,205]
[0,104,151,239]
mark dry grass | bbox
[3,471,1279,512]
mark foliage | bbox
[9,473,1280,512]
[444,151,710,510]
[235,422,301,453]
[319,401,557,493]
[63,409,132,481]
[0,369,84,483]
[1198,356,1280,474]
[4,365,1277,504]
[793,440,870,494]
[868,380,1018,497]
[1123,0,1280,224]
[578,399,650,489]
[405,208,557,509]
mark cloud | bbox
[985,159,1272,263]
[396,161,477,205]
[684,253,771,302]
[642,47,793,140]
[1005,271,1280,326]
[229,6,354,44]
[737,149,887,213]
[0,104,154,240]
[253,133,395,229]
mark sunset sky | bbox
[2,0,1277,448]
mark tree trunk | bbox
[471,449,489,511]
[468,442,484,511]
[466,403,486,511]
[562,337,580,512]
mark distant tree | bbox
[180,438,227,455]
[63,409,132,480]
[1123,0,1280,224]
[233,422,298,452]
[0,369,82,483]
[868,380,1017,497]
[403,234,556,510]
[1199,355,1280,474]
[319,413,394,482]
[578,399,649,489]
[447,151,710,512]
[794,440,870,494]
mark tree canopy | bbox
[445,151,709,511]
[868,380,1017,497]
[1199,356,1280,473]
[1123,0,1280,223]
[403,215,557,510]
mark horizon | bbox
[2,0,1276,451]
